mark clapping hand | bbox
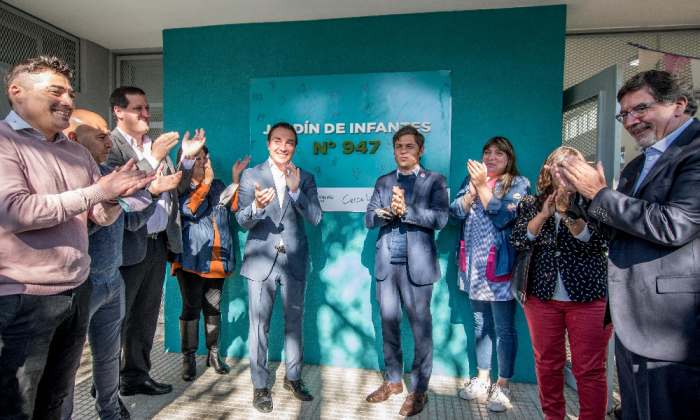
[148,164,183,195]
[232,156,250,184]
[559,158,607,200]
[554,184,571,213]
[544,164,576,193]
[391,186,407,216]
[99,159,155,199]
[284,162,301,193]
[461,180,478,211]
[540,189,559,219]
[180,129,206,159]
[150,132,180,163]
[467,159,489,188]
[204,157,215,185]
[254,182,275,209]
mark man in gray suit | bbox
[236,122,322,413]
[558,70,700,420]
[104,86,205,396]
[365,125,448,417]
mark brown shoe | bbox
[366,381,403,403]
[399,392,428,417]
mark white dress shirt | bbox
[117,127,194,233]
[251,158,301,245]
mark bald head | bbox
[64,109,113,163]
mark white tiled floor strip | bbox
[71,336,620,419]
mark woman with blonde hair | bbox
[511,146,612,420]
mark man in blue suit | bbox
[236,122,323,413]
[558,71,700,420]
[365,125,449,417]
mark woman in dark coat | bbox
[173,147,249,381]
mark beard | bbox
[628,123,657,149]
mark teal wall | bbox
[162,6,566,384]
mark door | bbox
[562,64,623,187]
[561,64,623,414]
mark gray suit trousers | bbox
[615,335,700,420]
[377,263,434,394]
[247,252,306,389]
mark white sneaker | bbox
[487,383,512,412]
[458,378,490,402]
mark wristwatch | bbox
[561,214,577,225]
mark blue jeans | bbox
[470,298,517,380]
[62,275,125,420]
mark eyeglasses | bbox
[615,100,659,123]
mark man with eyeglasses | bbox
[553,70,700,420]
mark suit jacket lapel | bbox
[164,155,175,175]
[111,128,139,162]
[260,163,282,224]
[634,119,699,197]
[618,156,644,196]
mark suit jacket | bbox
[104,128,193,265]
[365,167,449,285]
[585,118,700,364]
[236,161,323,282]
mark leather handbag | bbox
[510,247,533,307]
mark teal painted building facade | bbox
[162,6,566,384]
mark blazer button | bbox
[279,225,284,232]
[299,204,305,210]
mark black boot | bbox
[204,315,230,375]
[180,319,199,381]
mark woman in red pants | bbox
[511,146,613,420]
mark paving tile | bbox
[71,336,621,419]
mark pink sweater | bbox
[0,121,122,296]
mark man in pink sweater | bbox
[0,56,154,419]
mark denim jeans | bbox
[62,275,125,420]
[469,298,517,380]
[0,279,92,420]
